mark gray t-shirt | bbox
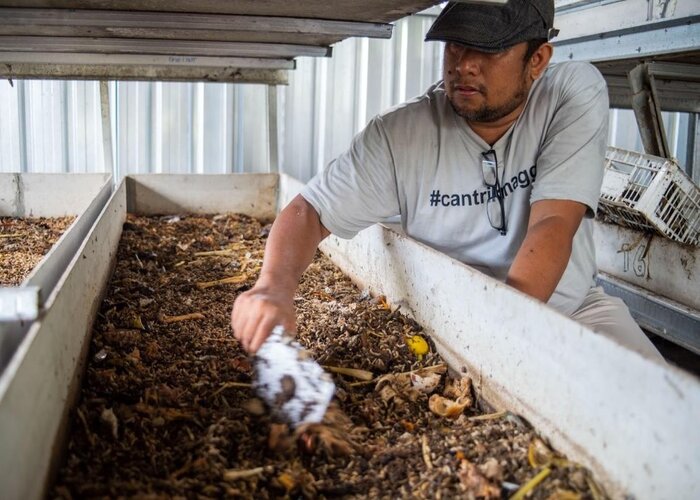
[301,61,609,315]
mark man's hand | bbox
[230,194,330,353]
[231,284,295,353]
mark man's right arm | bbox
[231,194,330,353]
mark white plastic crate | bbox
[599,147,700,245]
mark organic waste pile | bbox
[0,216,75,286]
[53,214,607,499]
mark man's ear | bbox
[529,43,553,81]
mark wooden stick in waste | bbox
[159,312,205,324]
[194,249,236,257]
[323,365,374,381]
[196,275,247,290]
[213,381,252,397]
[223,466,272,482]
[468,410,507,422]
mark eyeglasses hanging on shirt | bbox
[480,149,507,236]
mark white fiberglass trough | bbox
[594,220,699,354]
[0,173,697,500]
[0,173,112,371]
[595,220,699,311]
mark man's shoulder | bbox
[374,82,448,132]
[541,61,606,92]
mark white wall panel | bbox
[237,84,270,173]
[24,81,67,173]
[366,38,397,121]
[281,11,444,181]
[325,41,360,164]
[280,57,316,181]
[65,82,103,173]
[160,83,193,174]
[405,14,440,101]
[116,81,152,175]
[0,80,21,171]
[202,83,235,173]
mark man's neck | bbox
[467,99,527,146]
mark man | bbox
[232,0,662,360]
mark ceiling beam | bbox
[0,43,296,83]
[0,8,394,41]
[0,52,295,70]
[0,1,442,23]
[0,37,332,58]
[552,17,700,64]
[0,59,289,84]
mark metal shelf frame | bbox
[597,272,700,355]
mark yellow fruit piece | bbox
[277,472,296,492]
[406,335,429,358]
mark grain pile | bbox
[53,214,606,499]
[0,216,75,286]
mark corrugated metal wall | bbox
[0,79,276,176]
[0,9,695,182]
[282,12,442,181]
[0,11,442,181]
[111,82,271,177]
[0,80,104,173]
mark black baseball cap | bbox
[425,0,559,53]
